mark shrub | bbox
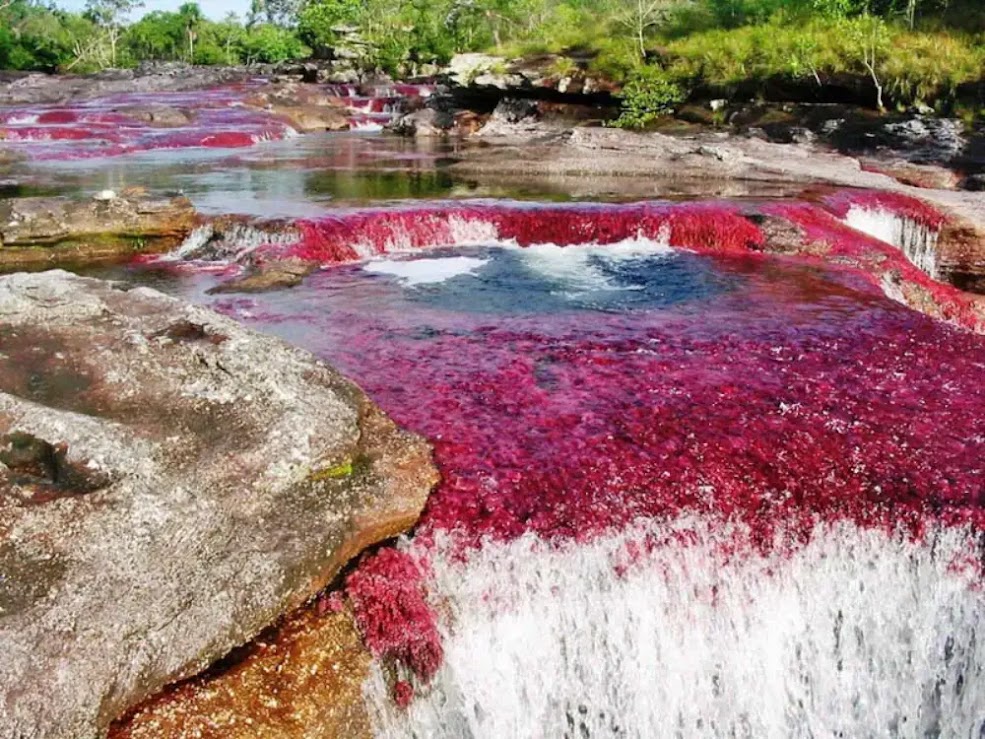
[614,66,688,128]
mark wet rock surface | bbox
[0,271,437,738]
[111,600,373,739]
[208,259,318,294]
[0,192,197,267]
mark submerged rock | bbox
[244,83,353,132]
[114,104,196,127]
[207,259,318,294]
[0,271,438,738]
[0,192,197,268]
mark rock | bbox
[960,174,985,192]
[111,601,373,739]
[860,157,961,190]
[789,127,817,145]
[272,103,351,132]
[0,193,197,267]
[0,271,438,738]
[114,104,195,127]
[881,116,967,164]
[207,259,318,294]
[446,53,508,87]
[389,107,453,137]
[244,83,353,132]
[490,97,539,125]
[474,98,545,138]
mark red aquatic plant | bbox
[345,548,442,682]
[284,202,765,265]
[197,195,985,695]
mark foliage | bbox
[613,65,687,127]
[0,0,982,119]
[238,23,309,63]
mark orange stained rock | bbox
[110,602,373,739]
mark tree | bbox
[249,0,300,27]
[177,2,203,60]
[85,0,143,67]
[844,14,890,110]
[240,23,308,62]
[616,0,687,59]
[297,0,362,50]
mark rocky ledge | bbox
[0,271,438,738]
[0,191,197,269]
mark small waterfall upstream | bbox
[843,205,943,280]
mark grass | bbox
[648,17,985,112]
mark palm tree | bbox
[177,2,203,62]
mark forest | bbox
[1,0,983,115]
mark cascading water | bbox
[823,191,946,280]
[842,206,942,279]
[366,523,985,739]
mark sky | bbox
[56,0,246,21]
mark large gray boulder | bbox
[0,271,437,738]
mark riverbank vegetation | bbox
[1,0,983,121]
[0,0,307,70]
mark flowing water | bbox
[6,85,985,738]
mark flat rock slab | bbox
[0,271,437,738]
[0,193,196,248]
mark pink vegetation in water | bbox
[283,201,764,265]
[201,193,984,693]
[345,548,442,683]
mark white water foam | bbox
[351,121,385,133]
[349,215,501,257]
[844,206,941,279]
[166,225,215,261]
[161,223,299,264]
[366,520,985,739]
[365,256,490,285]
[4,113,39,125]
[517,235,674,295]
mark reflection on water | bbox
[4,133,470,217]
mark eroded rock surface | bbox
[0,192,197,267]
[0,271,437,738]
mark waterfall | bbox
[843,205,942,280]
[365,520,985,739]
